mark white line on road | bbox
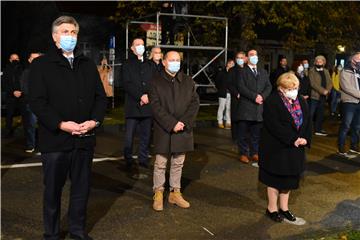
[0,156,133,169]
[201,226,215,236]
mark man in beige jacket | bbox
[338,52,360,155]
[308,55,333,136]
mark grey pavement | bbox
[1,120,360,240]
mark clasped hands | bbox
[59,120,96,135]
[140,94,149,106]
[173,121,185,133]
[294,138,307,147]
[255,94,263,105]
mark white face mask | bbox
[135,45,145,56]
[297,65,304,74]
[284,89,298,100]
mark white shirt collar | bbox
[63,52,74,59]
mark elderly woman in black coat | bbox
[259,72,312,225]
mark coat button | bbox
[78,98,83,103]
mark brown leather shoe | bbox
[252,154,259,162]
[239,155,250,164]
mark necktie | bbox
[252,68,257,76]
[67,57,74,68]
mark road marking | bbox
[0,156,133,169]
[201,226,215,236]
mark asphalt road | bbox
[1,119,360,240]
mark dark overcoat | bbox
[122,52,156,118]
[28,45,107,153]
[259,92,312,176]
[236,65,272,122]
[149,70,200,154]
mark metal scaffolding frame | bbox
[125,12,228,92]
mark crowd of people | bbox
[1,15,359,239]
[215,52,360,156]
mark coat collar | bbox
[161,69,184,82]
[274,91,308,131]
[47,43,85,64]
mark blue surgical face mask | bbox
[236,58,244,66]
[249,55,258,65]
[135,45,145,56]
[60,35,77,53]
[303,63,309,69]
[167,61,181,74]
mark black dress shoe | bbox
[69,233,93,240]
[279,209,296,222]
[265,209,283,222]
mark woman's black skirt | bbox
[259,167,300,190]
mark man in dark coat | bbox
[149,46,164,72]
[20,52,42,152]
[236,49,272,163]
[270,55,290,90]
[122,38,156,169]
[28,16,107,240]
[227,51,247,143]
[149,51,199,212]
[215,59,234,129]
[2,53,25,138]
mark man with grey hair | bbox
[149,46,163,72]
[308,55,333,136]
[29,16,107,240]
[337,52,360,155]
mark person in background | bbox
[337,52,360,156]
[160,2,174,45]
[20,52,42,153]
[270,55,290,90]
[149,46,163,72]
[302,59,310,72]
[259,72,311,225]
[330,64,342,118]
[3,53,24,138]
[122,38,155,169]
[215,59,234,129]
[227,51,247,143]
[149,51,199,211]
[97,57,113,110]
[296,61,311,102]
[236,49,272,164]
[308,55,332,136]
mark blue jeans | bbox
[123,117,152,166]
[310,97,326,132]
[25,104,37,148]
[338,103,360,148]
[330,89,341,114]
[237,120,262,156]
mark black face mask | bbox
[315,64,323,69]
[355,61,360,71]
[11,60,19,65]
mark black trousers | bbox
[41,148,94,240]
[123,117,152,166]
[237,120,262,156]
